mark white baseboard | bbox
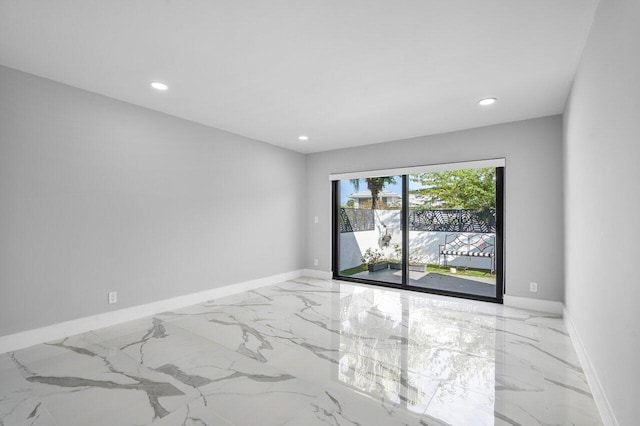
[503,294,564,315]
[302,269,333,280]
[563,307,618,426]
[0,269,305,355]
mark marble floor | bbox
[0,277,602,425]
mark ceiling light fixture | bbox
[478,97,497,106]
[150,81,169,91]
[298,135,309,141]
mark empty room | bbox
[0,1,638,425]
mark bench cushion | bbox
[441,250,493,257]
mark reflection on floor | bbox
[352,269,497,298]
[0,277,602,425]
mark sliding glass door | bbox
[335,175,404,286]
[332,161,504,303]
[407,168,499,298]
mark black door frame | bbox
[332,167,505,304]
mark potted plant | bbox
[408,249,427,272]
[362,248,389,272]
[386,245,426,271]
[389,243,402,270]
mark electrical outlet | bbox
[314,258,319,266]
[108,291,117,304]
[314,216,319,224]
[529,282,538,292]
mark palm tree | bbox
[350,177,397,209]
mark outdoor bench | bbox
[439,233,495,273]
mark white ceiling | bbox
[0,0,599,153]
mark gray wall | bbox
[563,0,640,424]
[306,116,564,301]
[0,66,306,337]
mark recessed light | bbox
[478,97,497,106]
[298,135,309,141]
[150,81,168,91]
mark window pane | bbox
[337,175,403,286]
[407,168,497,298]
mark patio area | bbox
[351,268,496,298]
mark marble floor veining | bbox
[0,277,602,425]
